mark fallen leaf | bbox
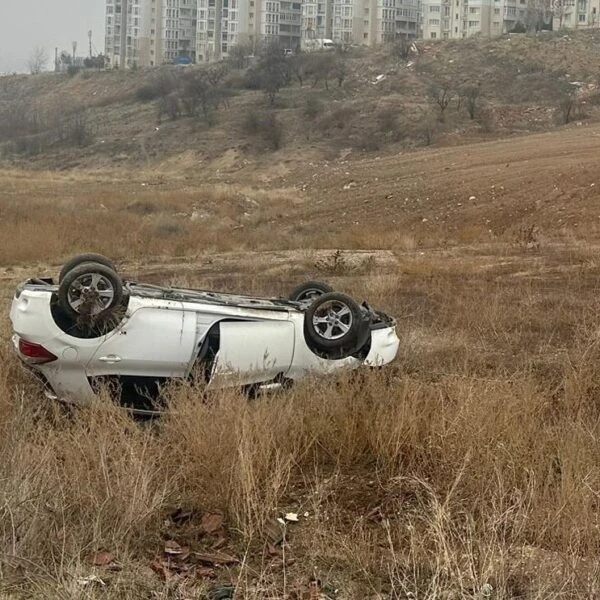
[164,540,184,555]
[201,511,224,534]
[194,551,238,566]
[267,543,283,558]
[150,559,173,580]
[196,566,217,579]
[89,551,115,567]
[264,522,284,544]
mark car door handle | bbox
[99,355,122,364]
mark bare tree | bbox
[552,0,573,29]
[525,0,553,30]
[391,38,412,61]
[557,93,577,124]
[332,57,348,88]
[429,81,453,121]
[460,84,481,120]
[29,46,49,75]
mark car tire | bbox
[58,261,124,321]
[304,292,368,358]
[289,280,334,303]
[59,254,117,283]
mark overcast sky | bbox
[0,1,106,74]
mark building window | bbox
[430,31,436,37]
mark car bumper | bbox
[12,334,95,406]
[364,326,399,367]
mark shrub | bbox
[136,85,160,102]
[303,94,324,120]
[67,65,81,78]
[242,110,283,151]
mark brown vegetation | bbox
[3,31,600,597]
[2,30,600,169]
[2,117,600,595]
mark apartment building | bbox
[197,0,256,61]
[138,0,164,66]
[329,0,419,45]
[105,0,144,67]
[553,0,600,29]
[395,0,420,38]
[420,0,548,39]
[302,0,333,39]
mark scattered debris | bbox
[164,540,187,556]
[284,512,300,522]
[77,574,106,587]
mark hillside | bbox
[1,30,600,171]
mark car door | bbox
[87,305,196,379]
[209,320,295,387]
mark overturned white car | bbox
[10,254,399,412]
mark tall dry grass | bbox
[3,245,600,598]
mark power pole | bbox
[72,41,77,62]
[88,30,93,58]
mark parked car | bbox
[10,254,399,413]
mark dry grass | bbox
[3,208,600,597]
[4,115,600,596]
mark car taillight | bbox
[18,339,58,364]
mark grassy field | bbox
[3,122,600,598]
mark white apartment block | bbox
[138,0,164,67]
[108,0,600,67]
[396,0,420,37]
[105,0,144,67]
[197,0,256,62]
[420,0,551,39]
[302,0,333,39]
[330,0,419,44]
[553,0,600,29]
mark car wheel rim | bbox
[312,300,353,340]
[67,273,115,316]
